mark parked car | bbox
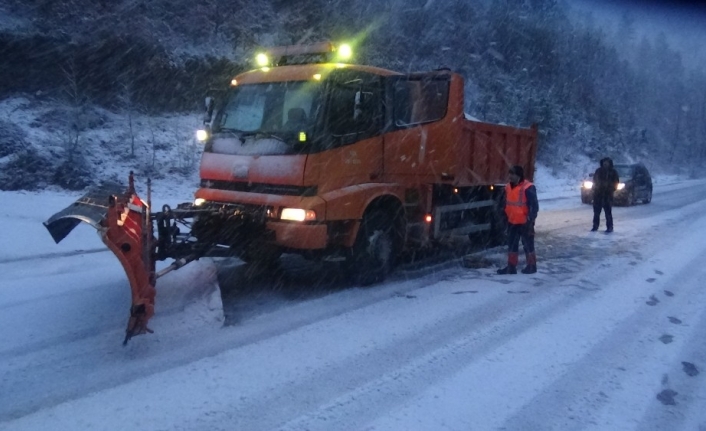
[580,163,653,206]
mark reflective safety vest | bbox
[505,180,533,225]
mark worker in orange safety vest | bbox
[497,165,539,274]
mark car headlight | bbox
[616,183,625,190]
[582,181,593,189]
[280,208,316,222]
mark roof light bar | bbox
[268,42,335,58]
[254,42,353,67]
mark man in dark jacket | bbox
[497,165,540,275]
[591,157,619,233]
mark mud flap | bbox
[44,179,157,344]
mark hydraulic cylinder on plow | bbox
[44,173,209,344]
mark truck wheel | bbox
[347,209,395,286]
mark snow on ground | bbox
[0,95,702,430]
[2,173,706,430]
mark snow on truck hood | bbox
[202,137,306,185]
[211,136,290,156]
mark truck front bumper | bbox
[195,188,329,249]
[267,221,328,250]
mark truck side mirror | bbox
[354,89,375,124]
[353,90,362,121]
[204,97,215,126]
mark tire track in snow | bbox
[0,259,474,423]
[2,180,706,428]
[171,249,655,431]
[0,248,106,264]
[498,227,706,431]
[267,259,639,431]
[230,189,706,431]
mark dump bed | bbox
[440,72,537,186]
[457,118,537,186]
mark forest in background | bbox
[1,0,705,190]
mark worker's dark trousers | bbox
[506,223,535,266]
[592,194,613,230]
[507,223,534,253]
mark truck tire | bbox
[347,209,395,286]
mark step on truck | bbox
[44,42,538,343]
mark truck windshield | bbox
[211,81,322,155]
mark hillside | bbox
[1,0,705,190]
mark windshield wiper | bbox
[217,128,248,134]
[236,130,286,142]
[217,129,287,144]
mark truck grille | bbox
[200,180,317,197]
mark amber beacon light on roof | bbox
[255,41,353,67]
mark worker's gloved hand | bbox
[525,219,535,236]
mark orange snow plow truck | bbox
[44,42,537,343]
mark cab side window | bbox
[326,71,383,146]
[328,83,363,135]
[392,78,449,127]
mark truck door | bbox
[303,69,384,194]
[382,72,451,179]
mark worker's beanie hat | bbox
[510,165,524,178]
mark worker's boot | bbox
[522,252,537,274]
[497,252,518,274]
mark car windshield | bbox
[211,81,323,155]
[614,165,633,178]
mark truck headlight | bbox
[617,183,625,190]
[194,198,206,206]
[280,208,316,222]
[582,181,593,189]
[196,129,209,142]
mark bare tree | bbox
[701,92,706,165]
[60,57,86,163]
[119,79,137,158]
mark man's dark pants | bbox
[593,194,613,230]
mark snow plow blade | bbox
[44,175,157,344]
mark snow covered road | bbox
[2,179,706,430]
